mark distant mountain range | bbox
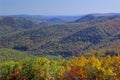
[10,14,82,23]
[0,13,120,57]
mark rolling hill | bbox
[0,16,41,36]
[0,14,120,57]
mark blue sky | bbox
[0,0,120,15]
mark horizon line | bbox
[0,12,120,16]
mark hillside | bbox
[0,16,41,36]
[0,14,120,57]
[0,48,32,62]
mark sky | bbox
[0,0,120,15]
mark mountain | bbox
[1,14,120,57]
[16,15,67,25]
[53,16,82,22]
[0,16,43,36]
[46,18,66,24]
[75,15,96,22]
[12,15,82,23]
[90,13,120,17]
[74,13,120,23]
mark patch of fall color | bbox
[0,56,120,80]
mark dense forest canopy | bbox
[0,14,120,80]
[1,14,120,57]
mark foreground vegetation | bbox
[0,55,120,80]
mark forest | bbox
[0,55,120,80]
[0,14,120,80]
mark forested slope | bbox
[1,15,120,57]
[0,48,32,62]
